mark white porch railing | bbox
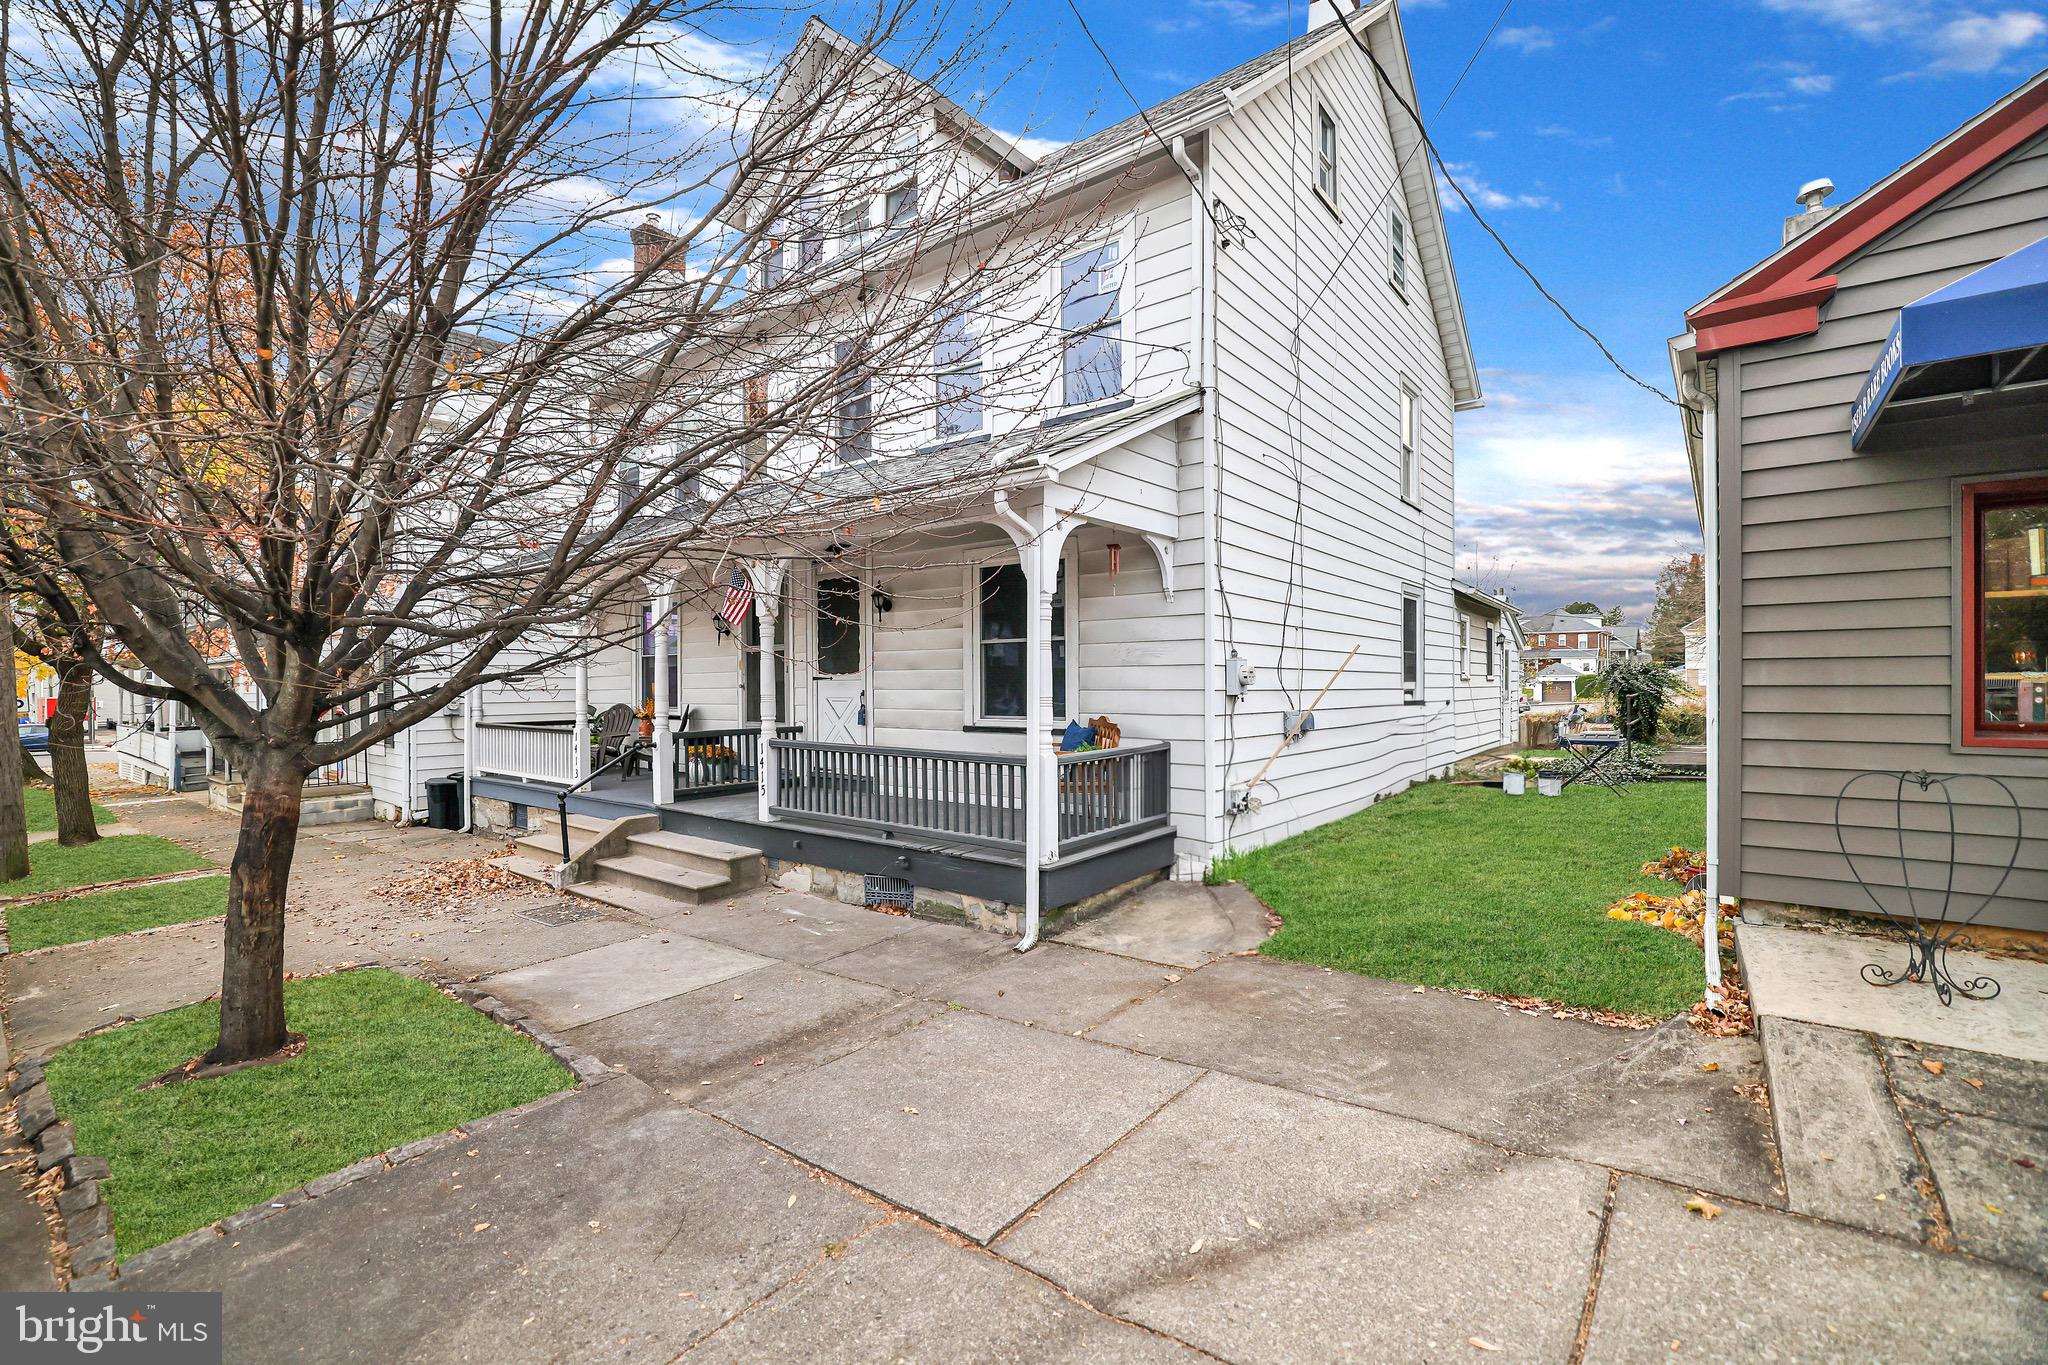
[474,721,580,784]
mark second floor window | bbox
[839,201,871,257]
[1316,106,1338,203]
[833,342,872,463]
[885,182,918,235]
[1399,384,1419,504]
[934,304,983,438]
[1061,242,1122,406]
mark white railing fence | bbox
[473,721,580,785]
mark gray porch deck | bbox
[470,770,1176,909]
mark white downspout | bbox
[1693,369,1726,1008]
[458,691,476,833]
[993,490,1045,951]
[1174,133,1225,870]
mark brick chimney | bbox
[631,214,680,272]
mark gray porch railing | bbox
[1056,741,1173,852]
[674,724,803,797]
[768,737,1172,855]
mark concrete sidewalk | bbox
[10,793,2045,1356]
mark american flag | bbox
[718,567,753,630]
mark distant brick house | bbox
[1521,609,1611,676]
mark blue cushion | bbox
[1060,720,1096,752]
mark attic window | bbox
[1315,106,1338,205]
[1390,211,1408,295]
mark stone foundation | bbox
[1739,897,2048,959]
[469,795,543,839]
[768,858,1163,939]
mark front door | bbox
[812,575,867,744]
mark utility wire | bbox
[1332,6,1678,406]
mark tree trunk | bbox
[209,751,306,1063]
[19,741,50,787]
[49,658,99,846]
[0,613,28,883]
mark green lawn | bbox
[1216,781,1709,1017]
[44,969,573,1258]
[0,835,212,899]
[23,787,117,833]
[6,874,229,952]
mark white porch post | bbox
[652,587,675,804]
[749,560,787,823]
[571,649,590,782]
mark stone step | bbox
[1760,1016,1931,1241]
[516,828,601,863]
[590,854,730,905]
[624,830,763,887]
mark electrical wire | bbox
[1332,7,1679,406]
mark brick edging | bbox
[9,964,610,1290]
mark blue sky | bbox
[954,0,2048,622]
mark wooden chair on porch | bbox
[592,703,639,776]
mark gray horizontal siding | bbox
[1722,128,2048,932]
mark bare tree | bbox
[0,0,1118,1061]
[0,604,26,880]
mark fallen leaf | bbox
[1411,985,1427,993]
[753,1057,765,1066]
[1684,1196,1722,1220]
[1699,1062,1720,1073]
[588,1220,601,1230]
[1922,1060,1945,1076]
[2016,1157,2037,1169]
[901,1106,919,1115]
[1468,1338,1501,1352]
[1984,1203,2003,1215]
[787,1194,797,1209]
[1187,1238,1203,1254]
[473,1222,491,1232]
[1964,1078,1984,1090]
[1246,1215,1263,1229]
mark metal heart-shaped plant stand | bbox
[1831,770,2020,1007]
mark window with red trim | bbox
[1963,477,2048,748]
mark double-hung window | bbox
[975,561,1067,723]
[1399,384,1419,504]
[797,219,824,272]
[1401,591,1422,701]
[760,228,786,288]
[1963,477,2048,747]
[1458,617,1471,679]
[885,182,918,236]
[839,201,871,258]
[1315,106,1338,205]
[1060,243,1122,406]
[1390,210,1408,295]
[934,303,983,439]
[833,342,873,463]
[1485,625,1497,681]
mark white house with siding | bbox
[434,1,1486,941]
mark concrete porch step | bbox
[624,830,763,887]
[591,854,730,905]
[491,853,559,887]
[517,829,600,863]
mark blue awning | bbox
[1849,233,2048,450]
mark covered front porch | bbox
[464,456,1200,928]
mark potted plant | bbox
[1535,760,1564,798]
[1501,755,1534,796]
[636,697,655,740]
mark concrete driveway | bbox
[95,867,2046,1361]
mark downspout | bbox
[457,691,476,834]
[1685,363,1726,1008]
[992,489,1044,951]
[1174,133,1225,869]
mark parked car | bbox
[18,721,50,752]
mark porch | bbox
[469,722,1178,914]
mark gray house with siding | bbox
[1671,70,2048,935]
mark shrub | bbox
[1658,701,1706,744]
[1601,657,1683,747]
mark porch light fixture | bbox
[872,588,894,615]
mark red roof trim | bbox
[1688,79,2048,358]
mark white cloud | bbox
[1755,1,2048,76]
[1455,372,1701,623]
[1435,162,1557,212]
[1498,25,1557,53]
[1720,60,1838,110]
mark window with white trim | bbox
[973,560,1068,723]
[1485,625,1497,680]
[1401,590,1422,700]
[884,181,918,236]
[833,342,872,463]
[1390,210,1408,295]
[1315,106,1338,205]
[838,200,871,258]
[1060,242,1122,406]
[1458,616,1471,679]
[1399,384,1419,505]
[934,302,983,438]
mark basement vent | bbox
[863,875,915,910]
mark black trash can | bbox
[425,773,464,830]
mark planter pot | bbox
[637,718,655,739]
[1502,771,1526,796]
[1537,774,1563,798]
